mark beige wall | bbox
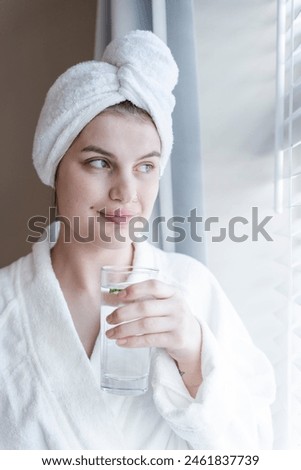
[0,0,97,267]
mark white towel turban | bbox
[32,30,179,188]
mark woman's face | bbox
[55,112,161,247]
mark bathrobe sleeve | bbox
[151,253,276,450]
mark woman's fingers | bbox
[115,332,175,349]
[106,297,177,325]
[116,279,175,302]
[106,314,176,340]
[102,278,202,366]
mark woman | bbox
[0,30,275,450]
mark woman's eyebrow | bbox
[81,145,114,157]
[81,145,161,160]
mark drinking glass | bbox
[100,266,159,395]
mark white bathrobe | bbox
[0,235,275,450]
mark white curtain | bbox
[94,0,205,263]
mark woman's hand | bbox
[105,279,203,397]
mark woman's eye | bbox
[88,159,109,169]
[138,163,154,173]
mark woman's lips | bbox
[97,211,136,224]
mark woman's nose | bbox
[109,173,138,203]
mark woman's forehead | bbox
[64,112,161,164]
[78,113,161,149]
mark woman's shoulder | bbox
[0,253,28,284]
[148,243,232,324]
[0,252,33,317]
[147,243,221,305]
[149,243,214,282]
[0,253,37,383]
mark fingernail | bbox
[106,315,112,324]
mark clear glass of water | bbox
[100,266,159,396]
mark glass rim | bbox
[101,265,159,275]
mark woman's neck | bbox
[51,236,134,293]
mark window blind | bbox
[275,0,301,448]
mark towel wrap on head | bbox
[32,30,179,188]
